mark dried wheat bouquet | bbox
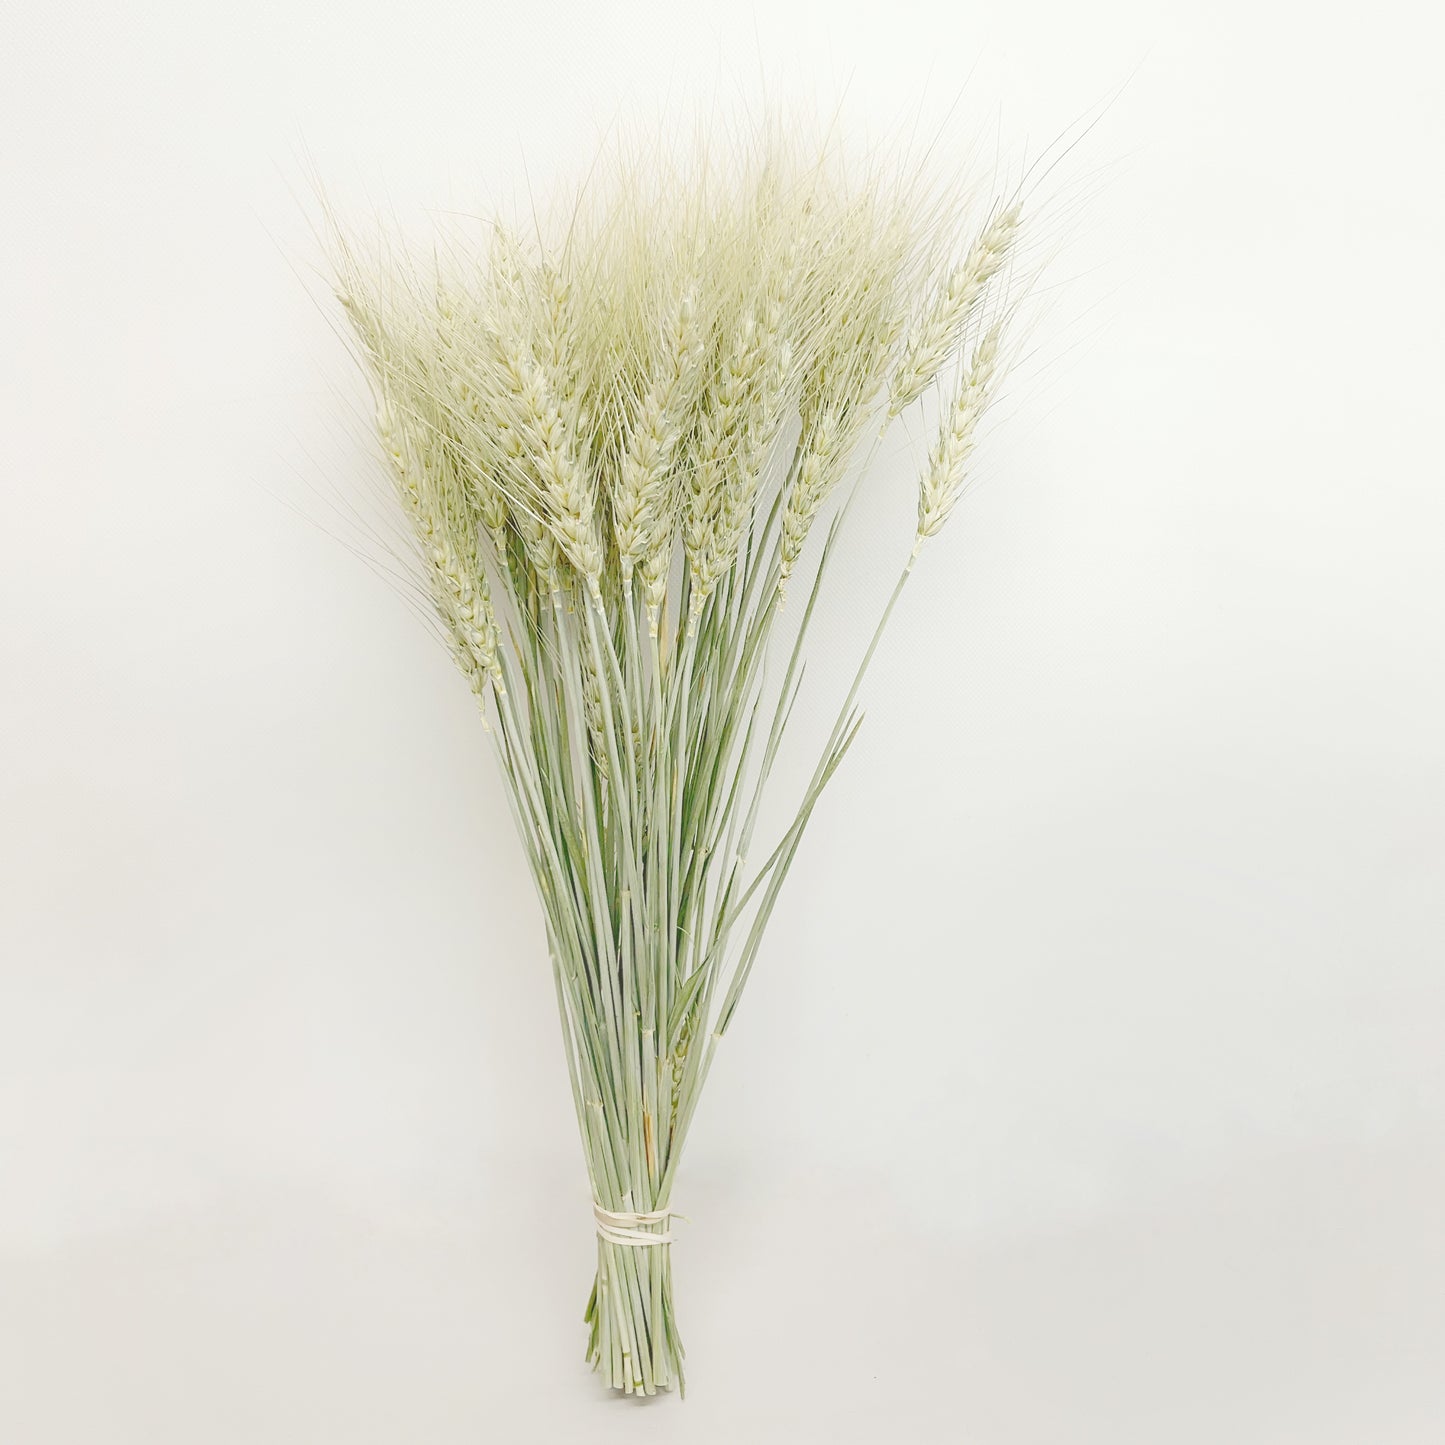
[330,122,1027,1395]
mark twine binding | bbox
[592,1202,683,1247]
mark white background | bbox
[3,2,1442,1441]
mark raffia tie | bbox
[592,1202,680,1247]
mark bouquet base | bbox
[584,1238,685,1395]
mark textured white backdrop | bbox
[2,1,1442,1441]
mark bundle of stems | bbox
[332,128,1023,1394]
